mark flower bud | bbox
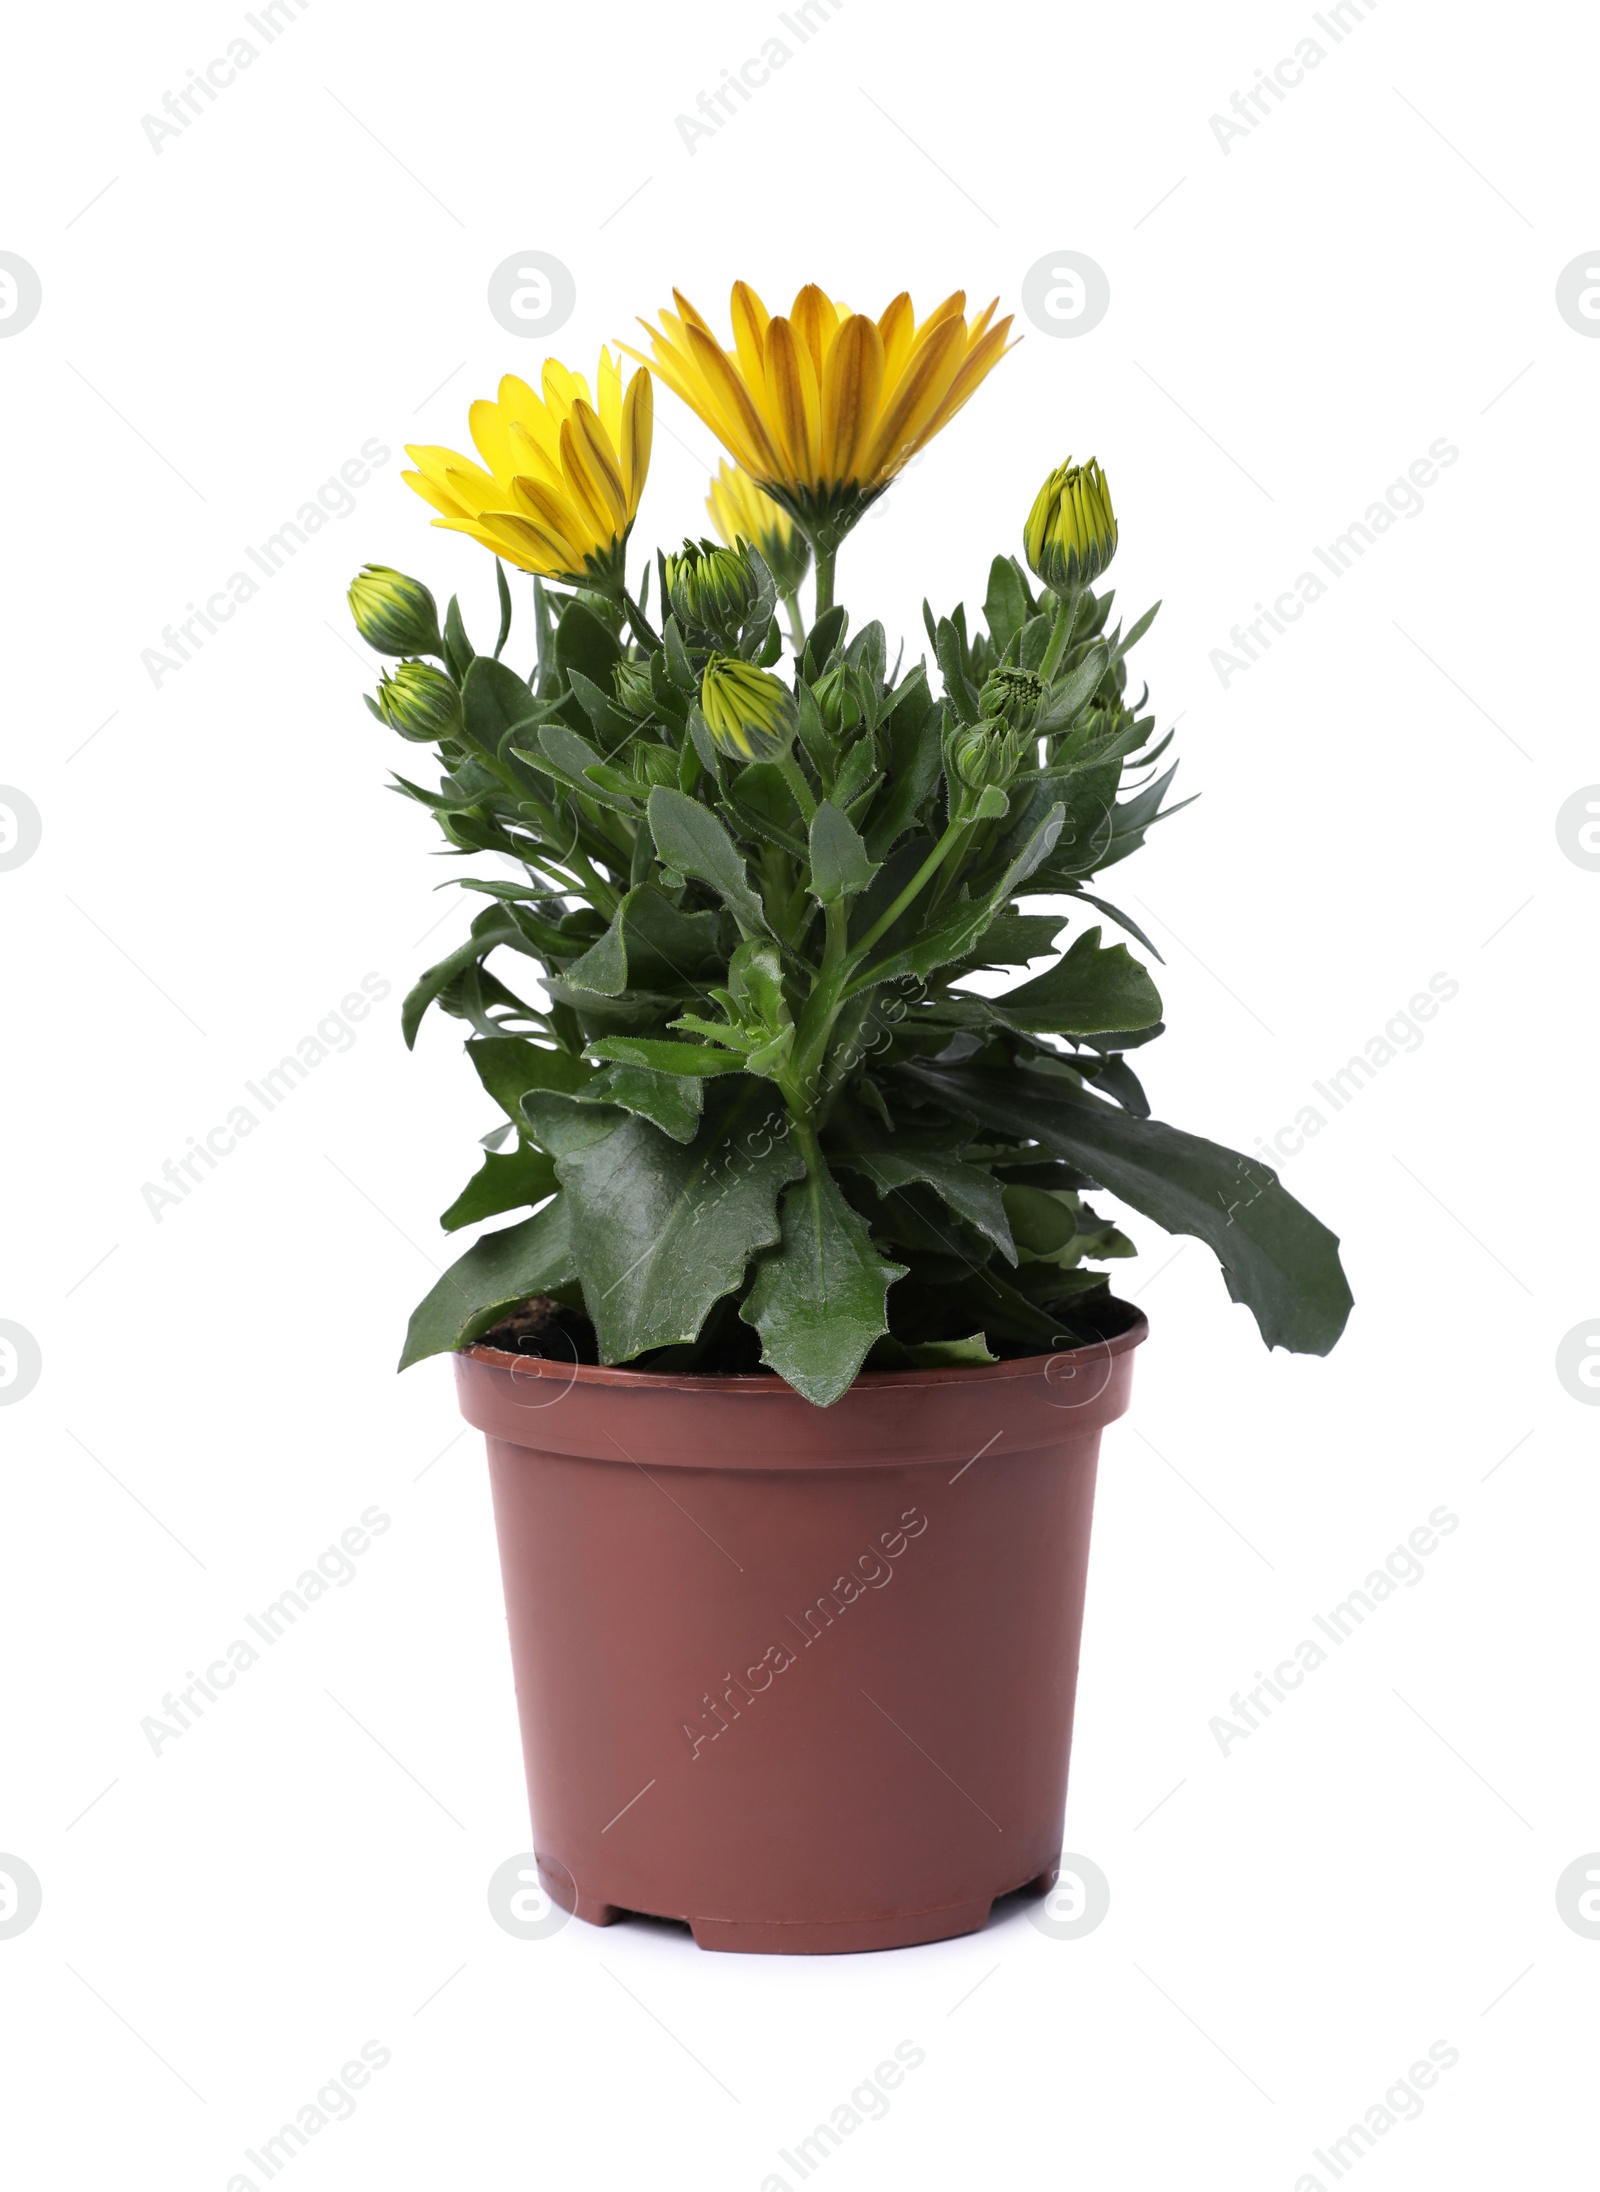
[611,657,658,720]
[1023,458,1117,593]
[374,659,462,742]
[978,664,1044,734]
[810,660,859,737]
[699,653,797,764]
[665,538,758,637]
[953,716,1031,794]
[348,564,443,656]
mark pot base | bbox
[545,1858,1058,1955]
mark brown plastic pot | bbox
[455,1309,1146,1955]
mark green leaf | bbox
[901,1061,1354,1355]
[399,1199,576,1369]
[808,800,878,902]
[1001,1183,1079,1255]
[461,653,538,752]
[871,1330,998,1369]
[555,598,623,686]
[440,1144,557,1231]
[443,595,476,683]
[1037,644,1107,734]
[558,1083,805,1361]
[562,885,723,997]
[493,560,513,660]
[742,1156,907,1406]
[593,1059,703,1144]
[467,1037,591,1123]
[865,689,943,861]
[833,1148,1015,1262]
[856,805,1065,987]
[1069,888,1165,963]
[647,787,771,937]
[802,604,848,680]
[984,555,1034,657]
[956,907,1066,971]
[402,907,531,1049]
[993,926,1163,1034]
[729,763,807,857]
[589,1037,747,1077]
[522,1089,624,1155]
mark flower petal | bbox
[762,316,821,485]
[561,401,628,540]
[729,281,771,394]
[820,313,886,486]
[790,284,840,385]
[684,322,787,475]
[620,367,652,513]
[859,314,966,483]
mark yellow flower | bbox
[403,351,652,590]
[631,283,1014,535]
[1024,457,1117,593]
[705,461,810,596]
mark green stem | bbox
[846,807,973,966]
[782,591,807,652]
[813,544,837,618]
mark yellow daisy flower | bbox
[403,351,652,592]
[631,282,1015,539]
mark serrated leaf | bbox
[562,885,723,997]
[742,1156,907,1405]
[559,1082,805,1361]
[808,800,878,902]
[589,1037,747,1077]
[902,1061,1354,1355]
[993,925,1163,1034]
[834,1147,1015,1263]
[593,1060,703,1143]
[647,787,771,937]
[399,1198,575,1369]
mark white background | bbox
[2,0,1596,2184]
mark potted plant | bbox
[348,280,1351,1953]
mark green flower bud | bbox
[953,718,1031,794]
[374,659,462,742]
[665,538,758,637]
[699,653,796,765]
[978,664,1044,734]
[1023,458,1117,593]
[810,660,859,737]
[348,564,443,656]
[611,657,658,720]
[631,743,680,794]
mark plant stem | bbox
[846,808,972,965]
[782,591,807,652]
[813,543,837,618]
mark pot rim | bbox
[461,1298,1147,1398]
